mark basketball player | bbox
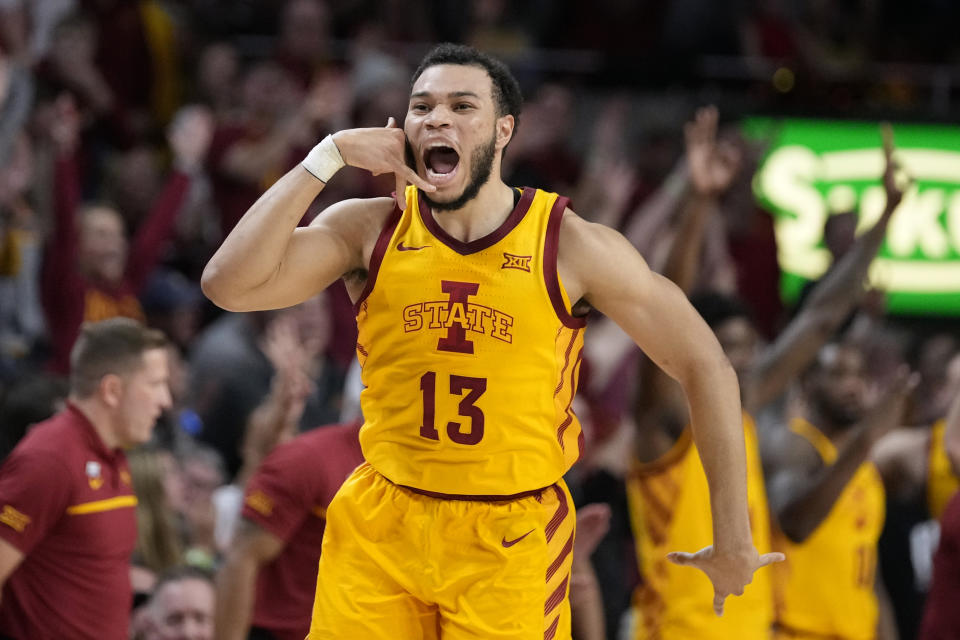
[624,114,905,639]
[202,44,778,638]
[763,341,918,640]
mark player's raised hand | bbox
[861,366,920,444]
[880,122,910,211]
[332,117,436,209]
[685,106,741,197]
[666,545,784,616]
[168,104,214,173]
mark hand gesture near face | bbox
[333,118,436,208]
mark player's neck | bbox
[804,405,850,442]
[428,179,516,244]
[70,395,120,450]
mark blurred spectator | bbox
[41,97,212,373]
[0,373,67,459]
[189,294,340,478]
[141,269,205,352]
[129,445,183,576]
[177,444,226,568]
[921,492,960,639]
[466,0,532,59]
[82,0,183,132]
[206,61,348,235]
[0,133,45,380]
[215,420,363,640]
[273,0,334,89]
[504,83,580,195]
[137,566,215,640]
[194,42,240,120]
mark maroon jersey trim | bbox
[353,201,403,314]
[417,187,535,255]
[544,196,587,329]
[397,482,551,502]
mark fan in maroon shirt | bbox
[215,421,364,640]
[41,96,212,373]
[0,318,171,640]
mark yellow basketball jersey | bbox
[773,418,884,640]
[626,413,774,640]
[354,186,585,496]
[927,419,960,520]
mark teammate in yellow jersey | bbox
[763,341,919,640]
[871,351,960,521]
[202,43,778,639]
[612,111,905,640]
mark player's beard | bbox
[406,132,498,212]
[812,392,864,429]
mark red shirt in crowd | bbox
[42,154,190,374]
[242,421,364,640]
[920,490,960,640]
[0,405,137,640]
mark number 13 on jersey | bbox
[419,371,487,445]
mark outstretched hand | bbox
[332,118,436,209]
[880,123,909,211]
[667,545,784,616]
[685,106,741,197]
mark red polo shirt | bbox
[0,405,137,640]
[242,421,364,640]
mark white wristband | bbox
[301,134,345,183]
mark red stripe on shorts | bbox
[546,531,574,582]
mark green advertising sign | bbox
[746,118,960,315]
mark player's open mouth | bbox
[424,145,460,186]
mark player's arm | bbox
[214,518,285,640]
[558,212,780,613]
[743,125,906,413]
[875,566,899,640]
[764,372,915,543]
[870,427,928,502]
[634,107,742,447]
[201,120,435,312]
[570,504,610,640]
[0,538,24,602]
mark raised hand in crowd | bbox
[47,16,113,117]
[238,313,317,484]
[168,105,215,174]
[48,93,82,156]
[685,106,742,198]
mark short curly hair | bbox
[411,43,523,126]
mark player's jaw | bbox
[409,133,498,212]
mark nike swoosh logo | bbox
[501,529,535,548]
[397,241,431,251]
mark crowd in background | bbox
[0,1,959,639]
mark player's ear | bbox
[495,114,514,150]
[99,373,123,408]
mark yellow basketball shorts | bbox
[308,463,576,639]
